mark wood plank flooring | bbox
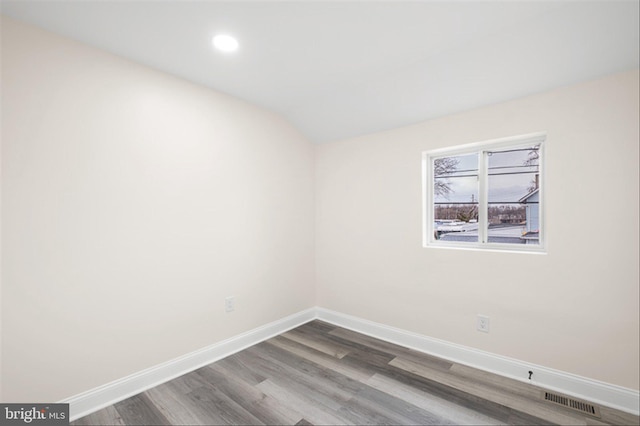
[73,320,640,425]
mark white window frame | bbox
[422,132,546,254]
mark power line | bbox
[435,169,538,179]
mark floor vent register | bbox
[543,391,601,418]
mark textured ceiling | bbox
[2,1,639,143]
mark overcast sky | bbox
[434,148,538,204]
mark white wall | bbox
[1,17,315,402]
[2,13,638,406]
[316,69,640,391]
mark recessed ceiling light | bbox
[212,34,239,53]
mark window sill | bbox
[423,242,547,255]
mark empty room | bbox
[1,1,639,425]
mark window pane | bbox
[486,146,540,245]
[433,153,479,242]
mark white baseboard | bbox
[316,307,640,416]
[62,308,316,421]
[62,306,639,420]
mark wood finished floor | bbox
[73,321,639,426]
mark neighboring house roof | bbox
[519,188,539,203]
[439,234,526,245]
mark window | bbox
[423,133,545,252]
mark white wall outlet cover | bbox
[225,296,235,312]
[477,314,490,333]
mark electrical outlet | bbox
[477,314,490,333]
[225,296,235,313]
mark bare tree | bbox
[457,203,478,222]
[524,145,540,193]
[434,157,459,198]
